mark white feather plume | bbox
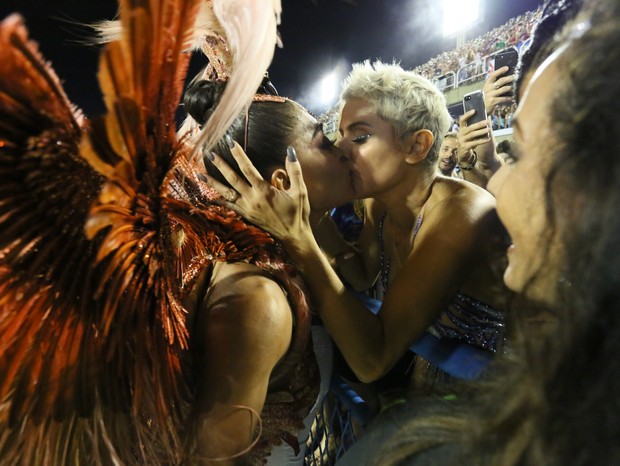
[90,0,283,156]
[190,0,282,155]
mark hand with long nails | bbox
[203,140,314,246]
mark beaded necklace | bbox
[378,210,424,292]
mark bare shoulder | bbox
[208,262,286,297]
[428,177,496,226]
[419,177,500,253]
[200,262,293,346]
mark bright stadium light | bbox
[302,59,348,114]
[317,71,340,108]
[443,0,481,37]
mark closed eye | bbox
[352,134,370,144]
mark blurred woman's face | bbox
[291,110,356,212]
[488,55,563,307]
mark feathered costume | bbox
[0,0,319,464]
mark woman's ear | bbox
[403,129,434,164]
[270,168,291,190]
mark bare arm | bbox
[310,202,380,292]
[205,143,496,383]
[189,263,292,465]
[297,201,493,382]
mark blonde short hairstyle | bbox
[340,60,451,164]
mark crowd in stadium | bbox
[413,5,543,85]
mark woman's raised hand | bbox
[483,66,514,114]
[204,139,313,245]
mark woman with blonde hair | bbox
[344,0,620,464]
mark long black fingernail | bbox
[287,146,297,162]
[197,173,208,182]
[225,134,234,149]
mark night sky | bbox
[1,0,543,117]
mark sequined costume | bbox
[330,204,504,394]
[378,210,504,392]
[0,1,328,464]
[427,292,504,353]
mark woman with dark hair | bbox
[514,0,584,98]
[183,78,352,216]
[0,2,354,464]
[177,78,354,464]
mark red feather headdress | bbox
[0,1,314,464]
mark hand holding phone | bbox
[457,102,492,172]
[483,66,515,114]
[494,48,519,77]
[463,90,487,125]
[490,48,518,102]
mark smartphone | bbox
[494,48,519,76]
[463,90,487,125]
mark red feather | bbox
[0,1,302,464]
